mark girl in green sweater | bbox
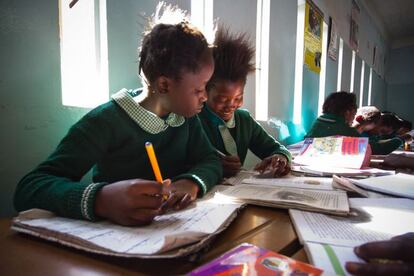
[14,4,221,226]
[198,28,291,177]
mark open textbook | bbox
[11,198,243,258]
[289,198,414,275]
[216,184,349,216]
[294,136,369,169]
[224,170,334,191]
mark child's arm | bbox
[14,106,165,224]
[172,116,223,197]
[14,111,112,220]
[245,111,292,163]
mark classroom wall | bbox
[0,0,91,217]
[386,45,414,122]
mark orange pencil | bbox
[145,142,168,201]
[145,142,163,183]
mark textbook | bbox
[289,198,414,275]
[189,243,323,276]
[294,136,369,169]
[347,173,414,199]
[11,198,243,258]
[224,170,334,191]
[215,184,350,216]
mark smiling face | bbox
[166,58,214,118]
[206,80,244,122]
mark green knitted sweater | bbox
[14,97,222,221]
[198,106,291,164]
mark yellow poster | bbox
[304,0,323,74]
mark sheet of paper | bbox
[223,170,259,185]
[290,198,414,247]
[349,173,414,199]
[15,199,242,255]
[298,165,394,177]
[217,185,349,213]
[305,242,362,276]
[242,175,334,191]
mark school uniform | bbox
[305,113,360,138]
[307,114,402,154]
[198,105,291,164]
[14,89,222,221]
[366,134,403,155]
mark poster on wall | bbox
[350,0,360,51]
[304,0,323,74]
[327,17,338,61]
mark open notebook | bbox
[289,198,414,275]
[11,198,243,259]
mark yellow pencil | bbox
[145,142,168,201]
[145,142,163,183]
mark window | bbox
[349,50,356,92]
[359,60,365,107]
[191,0,214,43]
[367,67,373,105]
[317,21,328,116]
[336,38,343,91]
[59,0,109,108]
[293,0,305,124]
[255,0,270,121]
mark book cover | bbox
[189,243,322,275]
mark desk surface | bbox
[0,205,307,275]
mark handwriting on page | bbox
[22,200,242,255]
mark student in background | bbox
[306,91,359,138]
[352,106,381,135]
[14,4,222,226]
[306,93,410,155]
[367,112,412,154]
[346,232,414,275]
[198,28,291,177]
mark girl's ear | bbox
[154,76,170,94]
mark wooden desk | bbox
[0,206,307,275]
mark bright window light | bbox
[255,0,270,121]
[336,38,343,91]
[293,1,306,124]
[191,0,214,44]
[317,21,328,116]
[350,50,356,92]
[367,67,373,105]
[59,0,109,108]
[359,60,365,107]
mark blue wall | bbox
[386,46,414,122]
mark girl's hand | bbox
[346,232,414,275]
[221,155,242,177]
[162,179,199,211]
[94,179,164,226]
[254,154,290,177]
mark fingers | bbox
[128,179,163,196]
[222,157,242,177]
[126,194,164,209]
[163,192,194,211]
[345,261,414,276]
[255,155,290,177]
[355,240,414,262]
